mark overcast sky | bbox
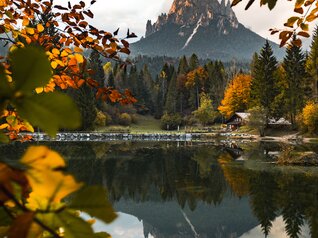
[64,0,313,48]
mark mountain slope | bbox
[131,0,284,60]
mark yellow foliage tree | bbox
[299,101,318,134]
[218,74,252,119]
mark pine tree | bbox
[250,41,278,118]
[307,26,318,99]
[189,53,199,71]
[164,71,177,114]
[107,72,115,88]
[177,56,189,74]
[283,43,307,125]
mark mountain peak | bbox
[145,0,238,37]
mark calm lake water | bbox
[2,141,318,238]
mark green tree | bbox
[165,72,178,114]
[193,93,217,126]
[283,42,307,126]
[177,55,189,74]
[247,106,267,137]
[307,27,318,99]
[250,41,279,119]
[189,53,199,71]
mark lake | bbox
[1,141,318,238]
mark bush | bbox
[119,113,132,126]
[184,115,197,126]
[131,114,138,124]
[161,113,182,130]
[94,111,107,127]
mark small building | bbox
[226,112,250,131]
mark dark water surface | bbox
[2,141,318,238]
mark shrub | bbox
[161,113,182,130]
[94,111,107,127]
[119,113,132,126]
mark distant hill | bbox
[131,0,284,61]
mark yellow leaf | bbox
[51,61,58,69]
[21,146,66,170]
[74,53,84,64]
[60,50,68,57]
[22,18,29,26]
[36,24,44,33]
[74,46,83,53]
[35,87,44,94]
[52,48,60,56]
[26,28,35,35]
[0,123,9,129]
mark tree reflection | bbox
[3,141,317,238]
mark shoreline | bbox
[21,131,317,144]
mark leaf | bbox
[297,31,310,38]
[94,232,111,238]
[231,0,242,7]
[0,64,12,97]
[245,0,255,10]
[10,47,52,95]
[20,146,66,171]
[70,186,117,224]
[14,92,81,137]
[36,24,44,33]
[0,132,9,143]
[0,208,12,226]
[284,16,299,28]
[113,28,119,36]
[37,210,95,238]
[8,212,35,238]
[267,0,277,10]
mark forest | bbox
[77,31,318,135]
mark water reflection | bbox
[1,141,318,237]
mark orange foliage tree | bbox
[218,74,252,119]
[0,0,136,140]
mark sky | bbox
[63,0,313,48]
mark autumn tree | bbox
[218,74,252,119]
[297,101,318,134]
[193,93,217,126]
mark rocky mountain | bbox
[131,0,284,60]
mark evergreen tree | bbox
[164,71,177,114]
[107,72,115,88]
[177,56,189,74]
[283,43,307,125]
[250,41,278,119]
[89,50,105,110]
[189,53,199,70]
[307,27,318,99]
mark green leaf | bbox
[267,0,277,10]
[10,47,51,94]
[0,65,12,98]
[0,131,9,143]
[70,186,117,224]
[14,92,81,137]
[37,210,95,238]
[0,208,12,226]
[94,232,111,238]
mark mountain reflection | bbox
[1,141,317,237]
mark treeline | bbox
[73,28,318,134]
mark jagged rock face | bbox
[145,0,238,37]
[135,0,284,60]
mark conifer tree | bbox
[164,72,177,114]
[250,41,278,118]
[307,27,318,99]
[178,56,189,74]
[189,53,199,70]
[283,42,307,125]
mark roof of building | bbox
[235,112,250,120]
